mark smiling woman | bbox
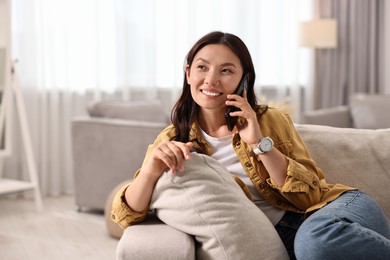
[111,31,390,260]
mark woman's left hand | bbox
[226,90,262,146]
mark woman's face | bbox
[186,44,243,114]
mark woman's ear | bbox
[185,64,191,84]
[245,72,251,81]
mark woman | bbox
[112,31,390,259]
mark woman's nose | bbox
[205,71,220,86]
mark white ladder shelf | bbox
[0,63,43,211]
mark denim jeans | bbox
[276,190,390,260]
[295,190,390,260]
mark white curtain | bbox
[6,0,313,196]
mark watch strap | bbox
[253,146,264,155]
[252,137,273,156]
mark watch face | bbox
[260,138,273,152]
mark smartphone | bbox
[225,74,248,131]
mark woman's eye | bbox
[222,68,232,74]
[197,65,206,70]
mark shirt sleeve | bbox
[266,113,324,210]
[110,181,149,229]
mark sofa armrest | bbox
[300,106,352,128]
[116,213,195,260]
[71,116,167,210]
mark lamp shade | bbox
[299,19,337,48]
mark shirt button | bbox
[245,162,252,168]
[313,181,318,186]
[277,200,282,205]
[259,183,265,189]
[112,215,116,220]
[235,142,240,147]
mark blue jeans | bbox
[295,190,390,259]
[276,190,390,260]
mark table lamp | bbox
[299,19,337,109]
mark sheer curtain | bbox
[7,0,312,196]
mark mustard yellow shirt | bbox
[111,107,354,229]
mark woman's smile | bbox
[201,89,223,97]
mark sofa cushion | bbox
[87,99,168,123]
[295,124,390,220]
[150,152,289,260]
[350,94,390,129]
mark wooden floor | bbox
[0,195,118,260]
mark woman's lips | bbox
[201,89,222,97]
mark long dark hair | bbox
[171,31,262,142]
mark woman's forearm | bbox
[124,170,160,212]
[258,148,288,186]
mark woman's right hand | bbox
[124,140,193,213]
[141,141,194,180]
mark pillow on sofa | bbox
[87,99,168,123]
[350,94,390,129]
[150,152,289,260]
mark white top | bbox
[201,130,285,225]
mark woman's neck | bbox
[198,111,232,137]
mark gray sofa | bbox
[300,93,390,128]
[72,99,390,259]
[71,100,168,211]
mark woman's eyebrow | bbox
[195,58,237,68]
[220,62,237,68]
[195,58,210,64]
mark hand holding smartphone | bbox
[225,74,248,131]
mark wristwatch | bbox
[253,137,274,155]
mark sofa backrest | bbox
[299,93,390,129]
[296,124,390,220]
[350,94,390,129]
[300,105,352,128]
[87,99,169,123]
